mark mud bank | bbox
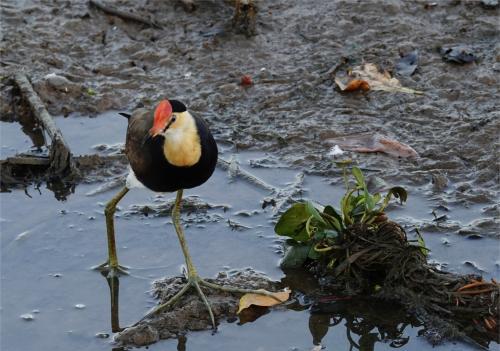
[1,1,499,350]
[2,0,499,196]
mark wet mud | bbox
[1,0,499,350]
[2,0,499,193]
[115,269,280,347]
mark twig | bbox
[13,73,74,175]
[1,156,50,166]
[217,157,304,213]
[89,0,162,29]
[217,158,277,193]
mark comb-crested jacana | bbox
[95,99,272,328]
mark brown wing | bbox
[125,108,154,176]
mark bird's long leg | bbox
[93,186,130,277]
[138,189,282,329]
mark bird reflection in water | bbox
[102,267,419,351]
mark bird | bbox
[94,99,272,328]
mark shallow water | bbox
[1,0,499,349]
[1,121,498,350]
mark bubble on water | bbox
[49,273,63,278]
[21,313,34,321]
[74,304,86,309]
[32,309,40,314]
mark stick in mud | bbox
[217,157,304,213]
[13,72,74,175]
[89,0,163,29]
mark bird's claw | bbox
[138,275,280,329]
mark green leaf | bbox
[280,244,311,269]
[305,202,327,226]
[415,228,428,257]
[308,245,321,260]
[341,189,357,225]
[323,205,344,231]
[275,203,310,242]
[352,166,365,188]
[327,258,337,269]
[305,215,317,238]
[323,229,338,239]
[365,190,375,212]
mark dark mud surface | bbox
[1,0,499,350]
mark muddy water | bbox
[1,0,499,350]
[1,113,498,351]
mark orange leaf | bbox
[344,79,370,92]
[237,289,290,314]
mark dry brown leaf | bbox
[335,78,370,92]
[351,63,423,94]
[326,133,419,158]
[237,289,290,314]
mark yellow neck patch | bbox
[162,111,202,167]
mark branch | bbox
[89,0,162,29]
[13,73,74,175]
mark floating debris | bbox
[395,50,419,76]
[95,332,110,339]
[20,313,34,321]
[327,145,344,157]
[440,46,477,64]
[74,304,86,309]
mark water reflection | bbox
[102,267,420,350]
[307,298,417,350]
[283,268,419,350]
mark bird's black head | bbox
[168,100,187,113]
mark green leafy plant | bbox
[275,166,408,269]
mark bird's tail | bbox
[118,112,131,119]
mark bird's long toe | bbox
[192,279,216,329]
[200,279,281,300]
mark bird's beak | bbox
[149,99,173,138]
[148,118,174,138]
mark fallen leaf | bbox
[334,77,370,92]
[395,50,419,76]
[440,45,477,64]
[237,289,290,314]
[326,133,419,158]
[351,63,423,94]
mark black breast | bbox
[125,109,218,193]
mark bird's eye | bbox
[171,116,177,122]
